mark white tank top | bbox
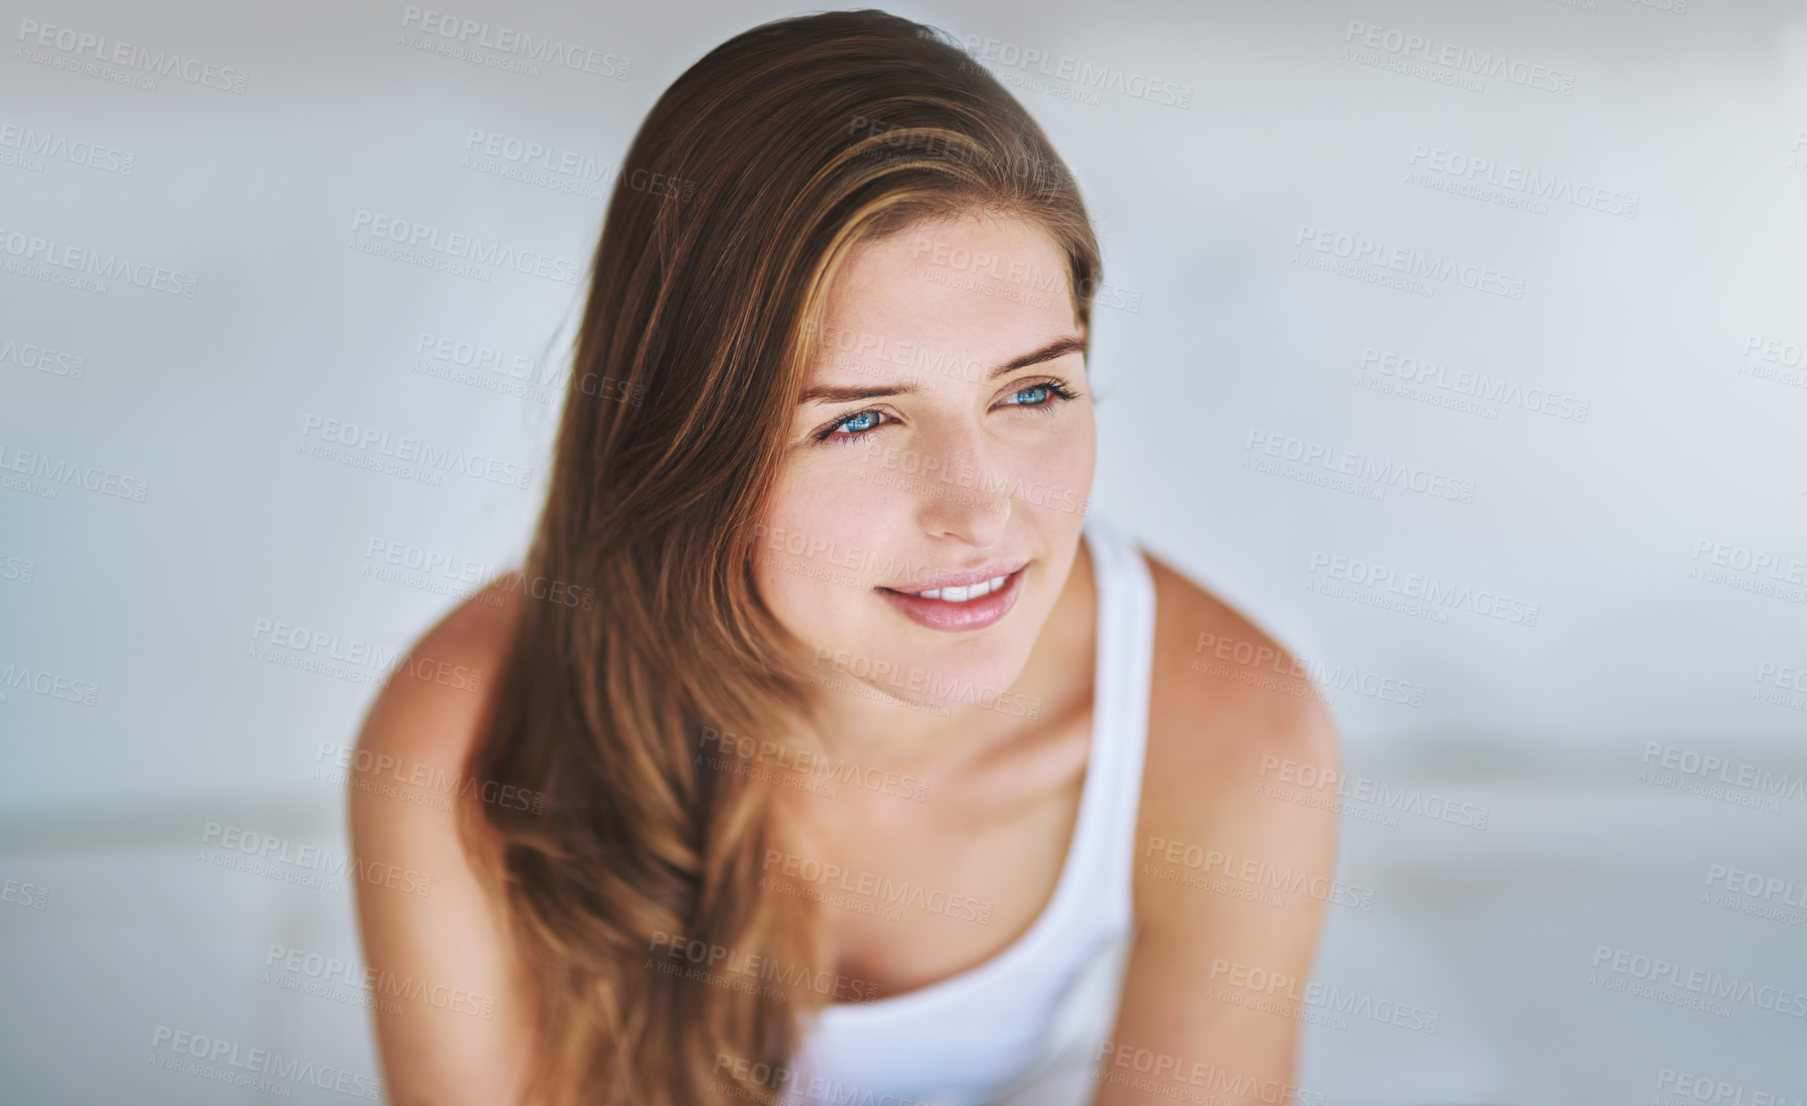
[781,516,1158,1106]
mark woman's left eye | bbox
[997,377,1076,417]
[1002,379,1079,410]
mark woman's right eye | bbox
[816,409,887,442]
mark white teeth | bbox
[912,574,1008,602]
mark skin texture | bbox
[349,213,1339,1106]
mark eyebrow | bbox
[798,334,1086,404]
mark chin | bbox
[860,569,1057,710]
[775,525,1084,713]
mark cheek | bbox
[1007,413,1095,515]
[767,457,892,553]
[1057,421,1097,493]
[750,462,895,629]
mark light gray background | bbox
[3,0,1805,1103]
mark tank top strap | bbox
[1078,514,1157,933]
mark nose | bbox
[910,429,1011,548]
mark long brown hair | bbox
[461,9,1102,1103]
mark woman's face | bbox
[752,210,1096,714]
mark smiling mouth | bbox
[874,565,1027,632]
[883,574,1012,603]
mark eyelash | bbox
[813,378,1082,444]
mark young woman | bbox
[350,10,1340,1106]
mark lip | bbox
[888,561,1029,592]
[875,565,1026,633]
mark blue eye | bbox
[815,408,890,442]
[811,378,1081,445]
[1006,379,1080,410]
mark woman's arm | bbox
[1093,559,1341,1106]
[348,587,543,1106]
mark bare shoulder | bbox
[1132,553,1341,918]
[355,575,523,777]
[1104,561,1343,1090]
[1141,552,1339,787]
[348,575,540,1106]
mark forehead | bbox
[806,212,1079,383]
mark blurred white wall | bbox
[3,0,1804,1103]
